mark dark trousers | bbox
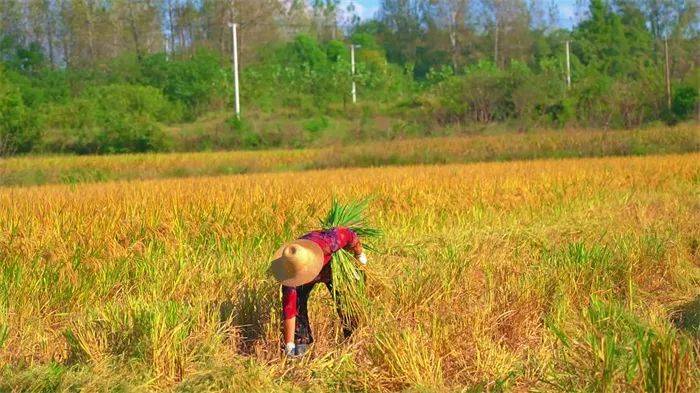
[284,280,357,345]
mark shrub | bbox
[140,50,227,120]
[0,68,39,154]
[43,84,171,154]
[571,68,615,127]
[85,84,182,123]
[672,84,698,121]
[326,40,349,63]
[432,61,509,124]
[227,116,263,148]
[286,35,328,70]
[303,116,330,134]
[511,58,570,127]
[4,67,70,107]
[96,114,166,154]
[607,76,663,128]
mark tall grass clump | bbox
[548,297,697,392]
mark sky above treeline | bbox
[341,0,581,28]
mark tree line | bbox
[0,0,698,155]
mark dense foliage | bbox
[0,0,697,155]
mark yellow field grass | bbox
[1,124,698,187]
[0,153,699,391]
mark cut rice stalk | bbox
[331,249,370,320]
[319,198,382,322]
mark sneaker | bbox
[294,343,308,356]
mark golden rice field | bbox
[1,124,698,187]
[0,152,699,391]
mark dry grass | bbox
[1,124,698,187]
[0,153,698,391]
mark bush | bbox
[140,50,227,120]
[0,68,39,154]
[571,68,614,127]
[286,35,329,70]
[511,59,571,127]
[97,114,166,154]
[672,84,698,121]
[43,84,171,154]
[608,76,663,128]
[85,84,182,123]
[303,116,330,134]
[431,61,509,124]
[227,116,263,148]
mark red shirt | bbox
[282,227,360,319]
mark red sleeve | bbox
[337,227,361,254]
[282,286,297,320]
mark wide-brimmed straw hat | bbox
[269,239,324,287]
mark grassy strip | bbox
[1,124,698,187]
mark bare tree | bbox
[430,0,472,70]
[481,0,532,67]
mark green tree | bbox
[377,0,424,66]
[573,0,654,77]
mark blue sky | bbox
[341,0,581,28]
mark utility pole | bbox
[664,37,671,110]
[351,44,358,104]
[229,22,241,118]
[565,40,571,89]
[494,23,499,67]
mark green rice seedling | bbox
[320,198,382,251]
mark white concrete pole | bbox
[230,22,241,118]
[565,40,571,89]
[351,44,357,104]
[664,38,671,110]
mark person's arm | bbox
[283,317,295,347]
[281,286,297,354]
[338,227,367,264]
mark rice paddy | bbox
[0,151,698,391]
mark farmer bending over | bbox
[269,227,367,357]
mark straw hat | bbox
[269,239,324,287]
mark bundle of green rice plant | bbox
[331,248,369,320]
[321,198,382,249]
[320,198,382,321]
